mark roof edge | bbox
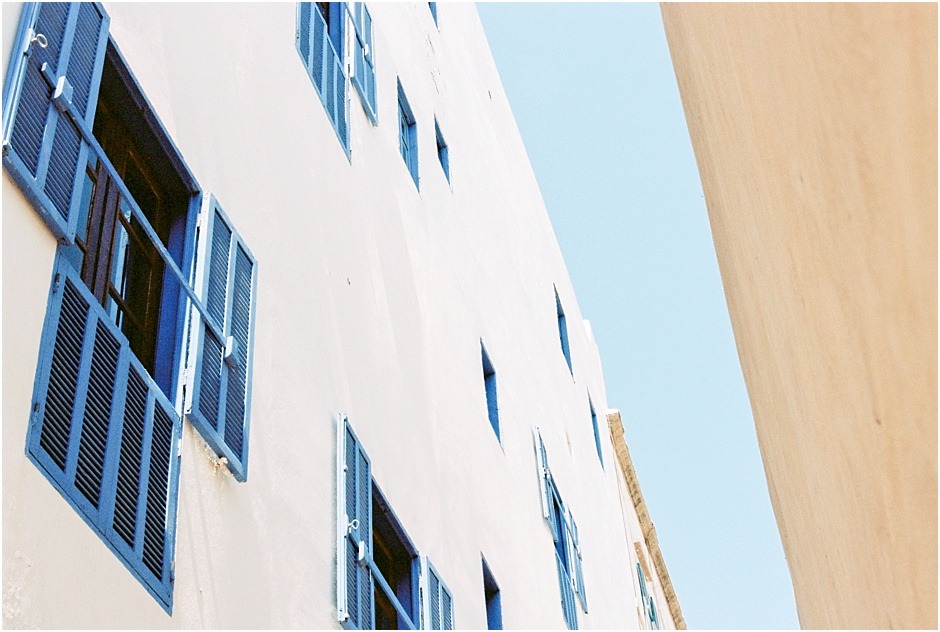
[608,410,686,630]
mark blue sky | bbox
[477,4,799,629]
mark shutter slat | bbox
[38,277,88,470]
[75,320,119,507]
[298,4,311,71]
[142,402,173,580]
[113,366,147,547]
[311,6,325,89]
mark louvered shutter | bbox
[296,3,349,151]
[27,256,182,612]
[351,3,376,124]
[2,2,109,242]
[566,511,588,613]
[419,556,454,630]
[337,414,374,629]
[533,427,557,538]
[187,195,257,482]
[637,562,651,625]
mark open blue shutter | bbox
[566,511,587,613]
[27,255,182,612]
[351,3,376,124]
[187,195,257,482]
[296,3,349,151]
[2,2,109,242]
[337,415,374,629]
[533,427,557,538]
[419,557,454,630]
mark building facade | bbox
[2,3,680,629]
[662,4,937,629]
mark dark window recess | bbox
[63,46,190,395]
[373,487,418,630]
[481,343,500,442]
[482,558,502,630]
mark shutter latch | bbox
[29,31,48,51]
[223,336,239,368]
[356,541,367,566]
[346,518,359,534]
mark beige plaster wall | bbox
[661,3,937,629]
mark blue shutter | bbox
[533,427,557,537]
[27,255,182,613]
[351,3,376,124]
[337,414,374,630]
[419,556,454,630]
[637,562,651,625]
[555,547,578,630]
[2,2,109,242]
[296,3,349,152]
[187,195,257,482]
[566,511,587,613]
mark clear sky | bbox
[477,4,799,629]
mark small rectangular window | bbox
[481,342,500,442]
[482,557,502,630]
[588,396,603,467]
[398,80,419,189]
[435,118,450,184]
[373,486,419,629]
[555,288,572,374]
[533,427,585,629]
[339,415,453,630]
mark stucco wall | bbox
[661,3,937,629]
[3,3,672,628]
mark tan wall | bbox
[661,3,937,629]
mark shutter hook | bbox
[347,518,360,533]
[30,32,48,49]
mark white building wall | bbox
[2,3,675,628]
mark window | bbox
[481,557,502,630]
[4,2,258,611]
[297,2,349,152]
[397,81,418,189]
[555,288,572,374]
[481,342,500,443]
[588,396,603,467]
[434,118,449,184]
[338,415,455,630]
[350,2,376,124]
[533,428,587,629]
[373,486,418,630]
[636,562,659,630]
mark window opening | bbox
[589,397,603,467]
[555,288,572,374]
[482,557,502,630]
[373,486,419,630]
[435,118,449,184]
[64,51,192,394]
[481,342,500,442]
[397,81,418,188]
